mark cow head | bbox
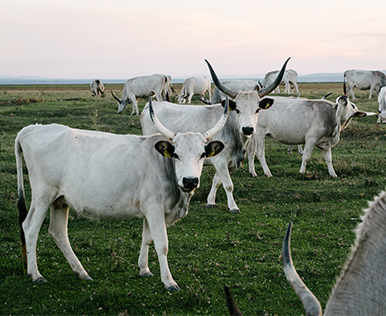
[205,58,290,136]
[335,95,377,130]
[111,91,130,114]
[149,97,228,192]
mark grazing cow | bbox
[207,80,262,104]
[15,98,228,291]
[377,86,386,124]
[141,58,290,213]
[226,190,386,315]
[247,95,377,178]
[262,69,299,95]
[344,69,386,100]
[111,74,169,115]
[172,76,212,104]
[90,79,105,97]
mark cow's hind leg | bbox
[138,218,154,277]
[48,204,92,280]
[22,201,50,282]
[299,140,317,174]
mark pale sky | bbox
[1,0,385,79]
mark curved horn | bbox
[224,286,243,316]
[203,96,229,140]
[205,59,238,99]
[259,57,291,97]
[111,90,121,102]
[171,86,179,96]
[282,222,322,316]
[148,97,175,140]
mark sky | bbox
[1,0,385,79]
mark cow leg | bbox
[145,212,179,291]
[22,201,49,282]
[348,86,356,100]
[187,94,193,104]
[131,98,139,116]
[299,141,317,174]
[254,133,273,177]
[207,168,240,213]
[155,92,163,102]
[369,86,374,99]
[48,204,91,280]
[323,147,337,177]
[247,136,258,177]
[138,218,154,277]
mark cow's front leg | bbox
[255,134,273,177]
[323,147,337,177]
[138,218,154,277]
[131,99,139,115]
[247,136,258,177]
[146,212,179,291]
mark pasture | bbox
[1,82,386,315]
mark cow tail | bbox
[163,76,170,101]
[15,132,28,265]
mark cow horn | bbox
[111,91,121,102]
[148,97,175,140]
[282,222,322,316]
[259,57,291,98]
[171,86,179,96]
[205,59,238,99]
[224,286,243,316]
[203,96,229,140]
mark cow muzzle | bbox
[242,126,254,135]
[181,177,199,192]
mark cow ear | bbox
[221,99,236,111]
[205,141,225,158]
[259,97,274,110]
[155,140,175,158]
[352,111,367,118]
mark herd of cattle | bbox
[16,58,386,314]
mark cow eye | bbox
[173,153,180,160]
[200,152,206,159]
[235,109,240,114]
[255,108,260,114]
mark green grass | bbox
[0,83,385,315]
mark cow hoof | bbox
[140,272,154,277]
[229,209,241,214]
[81,275,93,281]
[206,204,216,208]
[34,277,48,283]
[166,285,180,292]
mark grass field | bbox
[1,82,385,315]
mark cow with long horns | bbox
[15,98,228,291]
[141,58,290,213]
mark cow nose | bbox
[242,127,254,135]
[182,177,199,191]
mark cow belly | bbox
[264,127,306,145]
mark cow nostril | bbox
[183,177,199,190]
[242,127,254,135]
